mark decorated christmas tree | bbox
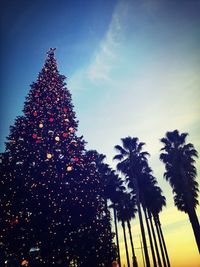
[0,49,115,267]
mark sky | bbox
[1,0,200,266]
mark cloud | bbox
[69,1,128,90]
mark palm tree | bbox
[114,137,151,267]
[160,130,200,253]
[116,191,136,267]
[150,187,168,267]
[108,172,126,267]
[139,173,159,267]
[148,209,162,267]
[117,191,138,267]
[86,150,123,267]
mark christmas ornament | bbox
[10,218,19,225]
[33,111,38,116]
[21,259,29,266]
[39,123,43,128]
[29,247,40,253]
[47,153,52,159]
[16,161,23,165]
[48,130,54,135]
[71,157,79,162]
[69,127,75,133]
[55,136,60,141]
[64,118,69,122]
[64,107,68,113]
[32,134,37,139]
[63,133,68,137]
[45,68,48,72]
[67,166,73,172]
[49,118,54,122]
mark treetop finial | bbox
[47,48,56,57]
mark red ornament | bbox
[32,134,37,139]
[63,133,68,137]
[49,118,54,122]
[10,218,19,225]
[33,111,38,116]
[64,107,68,113]
[74,157,79,162]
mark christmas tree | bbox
[0,49,115,267]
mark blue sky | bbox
[1,0,200,266]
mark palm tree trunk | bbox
[157,217,171,267]
[187,206,200,253]
[143,207,157,267]
[113,205,121,267]
[148,210,162,267]
[181,166,200,253]
[127,220,138,267]
[129,151,151,267]
[136,191,151,267]
[122,220,130,267]
[153,215,167,267]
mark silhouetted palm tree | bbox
[116,191,135,267]
[114,137,151,267]
[86,150,123,267]
[150,186,168,267]
[108,172,125,267]
[117,191,138,267]
[160,130,200,253]
[139,173,159,267]
[148,209,162,267]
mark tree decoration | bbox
[69,127,75,133]
[32,134,37,139]
[10,218,19,226]
[63,132,68,137]
[49,118,54,122]
[55,136,60,142]
[39,123,43,128]
[64,107,68,113]
[48,130,54,135]
[47,153,52,159]
[21,259,29,266]
[16,161,23,165]
[67,166,73,172]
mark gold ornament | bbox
[21,259,29,266]
[67,166,73,172]
[47,153,52,159]
[69,127,74,133]
[55,136,60,142]
[39,123,43,128]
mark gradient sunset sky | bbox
[1,0,200,266]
